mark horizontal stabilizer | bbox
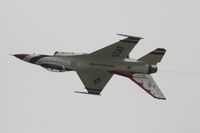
[111,71,166,100]
[131,74,166,100]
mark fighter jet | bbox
[13,34,166,100]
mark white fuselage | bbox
[13,33,166,100]
[23,53,153,74]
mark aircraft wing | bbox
[131,74,166,100]
[77,71,113,94]
[88,34,143,60]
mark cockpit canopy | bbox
[54,51,86,56]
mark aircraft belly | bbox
[33,57,149,74]
[75,60,149,74]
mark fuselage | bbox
[13,33,166,100]
[14,52,157,74]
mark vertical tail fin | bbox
[138,48,166,65]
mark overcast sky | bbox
[1,0,200,133]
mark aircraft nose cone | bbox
[13,54,30,60]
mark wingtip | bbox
[117,33,144,39]
[156,97,166,100]
[156,48,166,52]
[75,91,101,96]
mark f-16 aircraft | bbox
[13,34,166,100]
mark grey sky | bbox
[1,0,200,133]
